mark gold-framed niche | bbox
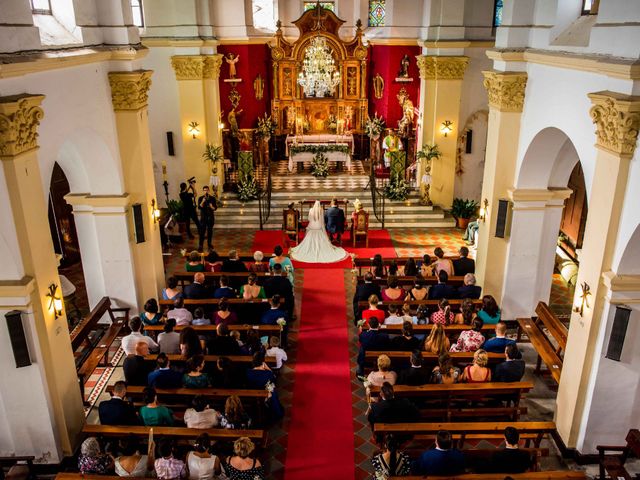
[270,3,368,135]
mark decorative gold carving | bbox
[254,74,264,100]
[373,73,384,99]
[588,91,640,156]
[108,70,153,111]
[416,56,469,80]
[171,55,204,80]
[482,71,527,113]
[203,54,223,80]
[0,94,45,156]
[229,87,241,109]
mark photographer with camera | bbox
[179,178,200,239]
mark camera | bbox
[188,177,196,184]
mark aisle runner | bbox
[284,268,355,479]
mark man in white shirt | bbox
[266,336,288,370]
[121,316,158,355]
[166,297,193,326]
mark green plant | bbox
[256,114,277,138]
[384,173,410,201]
[237,175,258,201]
[289,144,350,155]
[451,198,479,219]
[311,152,329,178]
[166,199,183,222]
[417,143,442,162]
[202,143,224,174]
[364,113,386,138]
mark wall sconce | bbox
[479,198,489,222]
[188,121,200,139]
[47,284,63,319]
[151,199,161,223]
[573,281,592,317]
[441,120,453,137]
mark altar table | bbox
[286,134,354,172]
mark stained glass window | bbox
[304,2,335,12]
[368,0,385,27]
[493,0,503,27]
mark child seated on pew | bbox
[192,307,210,326]
[154,439,186,480]
[383,304,404,325]
[266,336,288,370]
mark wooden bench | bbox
[373,421,558,448]
[597,428,640,480]
[364,351,503,371]
[70,297,130,351]
[389,473,586,480]
[355,275,467,287]
[517,317,562,384]
[143,324,282,334]
[358,299,483,313]
[173,271,289,288]
[143,354,277,368]
[159,297,285,309]
[354,256,461,275]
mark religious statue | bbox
[225,53,240,79]
[396,88,415,138]
[283,68,293,96]
[373,73,384,99]
[382,129,403,168]
[420,161,433,206]
[253,74,264,100]
[228,107,243,138]
[398,54,410,78]
[344,106,354,132]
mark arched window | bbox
[368,0,385,27]
[253,0,276,31]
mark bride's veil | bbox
[309,200,325,228]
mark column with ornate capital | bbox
[555,91,640,448]
[415,55,468,208]
[0,94,84,460]
[474,71,528,301]
[203,54,225,194]
[108,71,165,306]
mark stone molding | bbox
[416,56,469,80]
[0,276,36,309]
[203,55,224,80]
[65,193,131,215]
[108,70,153,111]
[508,188,572,210]
[0,94,45,157]
[588,91,640,157]
[482,71,527,113]
[171,55,205,80]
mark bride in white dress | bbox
[290,200,348,263]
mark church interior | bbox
[1,0,639,478]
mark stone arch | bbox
[454,109,488,201]
[616,224,640,275]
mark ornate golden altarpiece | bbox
[270,5,368,135]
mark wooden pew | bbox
[355,275,467,287]
[159,298,284,309]
[70,296,130,351]
[389,473,586,480]
[597,428,640,480]
[373,421,557,448]
[143,324,281,334]
[354,256,461,275]
[370,323,496,335]
[358,299,483,313]
[173,271,288,288]
[517,317,562,384]
[0,456,35,480]
[534,301,568,353]
[363,351,503,371]
[143,354,277,368]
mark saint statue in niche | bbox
[396,88,414,138]
[225,53,240,79]
[373,73,384,99]
[398,54,410,78]
[347,67,357,96]
[228,107,243,137]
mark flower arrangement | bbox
[265,381,276,393]
[311,152,330,178]
[237,175,258,201]
[276,318,287,327]
[202,143,224,174]
[417,143,442,162]
[365,113,386,138]
[384,172,410,201]
[289,144,350,155]
[256,114,276,138]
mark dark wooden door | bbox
[48,163,81,267]
[560,162,588,255]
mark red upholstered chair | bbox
[352,210,369,247]
[283,207,300,246]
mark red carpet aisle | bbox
[284,268,355,479]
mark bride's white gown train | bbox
[290,201,348,263]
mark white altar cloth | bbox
[288,148,351,172]
[285,134,354,156]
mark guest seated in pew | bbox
[114,435,155,478]
[167,298,193,326]
[269,245,294,285]
[141,298,163,327]
[384,304,404,325]
[249,250,268,273]
[98,381,139,426]
[458,273,482,299]
[241,330,265,356]
[361,294,385,328]
[431,353,460,384]
[482,321,516,353]
[388,260,400,276]
[140,387,175,426]
[433,247,454,277]
[450,317,485,353]
[353,272,381,322]
[263,263,294,317]
[204,250,222,272]
[372,253,386,278]
[391,321,422,352]
[494,344,526,383]
[184,395,221,429]
[415,304,430,325]
[192,307,211,326]
[357,317,390,380]
[488,426,533,473]
[187,433,222,479]
[122,316,158,355]
[372,433,411,478]
[411,430,465,476]
[403,257,418,276]
[223,437,264,480]
[158,319,181,354]
[367,382,419,425]
[78,437,114,475]
[261,294,287,326]
[222,249,249,273]
[429,271,458,300]
[430,298,454,325]
[123,342,151,386]
[366,354,398,388]
[211,357,244,389]
[406,277,429,301]
[162,276,182,301]
[148,353,183,389]
[240,272,266,300]
[478,294,501,324]
[214,275,237,299]
[453,246,475,276]
[418,253,435,277]
[397,349,430,385]
[154,439,186,480]
[247,352,284,419]
[180,327,205,358]
[381,276,404,302]
[183,354,211,388]
[453,297,477,325]
[186,250,205,273]
[424,324,450,355]
[401,303,417,323]
[220,395,252,429]
[266,336,288,370]
[213,298,238,326]
[461,349,492,383]
[207,323,241,356]
[184,272,212,300]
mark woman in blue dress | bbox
[268,245,294,285]
[161,276,182,301]
[140,298,162,327]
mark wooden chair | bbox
[282,207,300,245]
[597,428,640,480]
[352,209,369,247]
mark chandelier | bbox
[297,36,341,97]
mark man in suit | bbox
[367,382,419,425]
[147,353,183,389]
[221,250,249,273]
[453,246,475,276]
[207,323,242,356]
[428,270,457,300]
[324,197,345,244]
[396,350,430,386]
[482,321,516,353]
[197,185,217,251]
[352,272,381,321]
[357,317,390,379]
[457,273,482,299]
[488,427,533,473]
[213,275,237,299]
[123,341,151,386]
[98,381,138,425]
[412,430,465,476]
[494,344,526,382]
[183,272,211,299]
[264,263,294,317]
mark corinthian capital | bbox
[482,71,527,113]
[588,91,640,157]
[416,56,468,80]
[0,94,45,157]
[203,54,224,80]
[108,70,153,111]
[171,55,205,80]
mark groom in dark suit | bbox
[324,197,345,245]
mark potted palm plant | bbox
[451,198,479,230]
